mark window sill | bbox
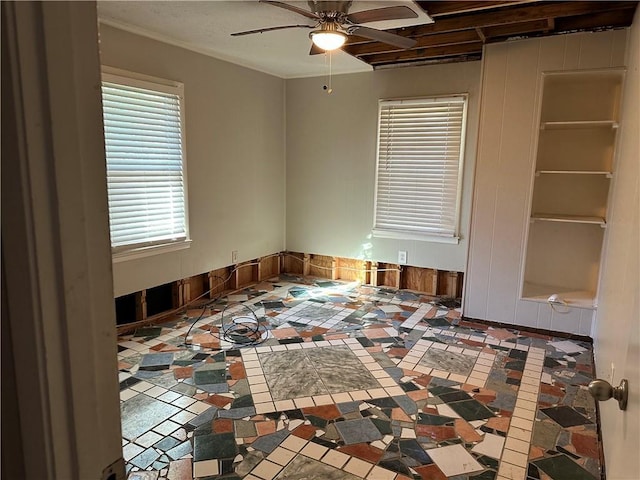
[112,239,192,263]
[372,229,460,244]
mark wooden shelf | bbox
[524,70,624,314]
[522,282,597,309]
[540,120,618,130]
[536,170,612,177]
[531,213,606,226]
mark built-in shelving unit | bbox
[522,69,625,309]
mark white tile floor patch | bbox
[472,432,506,459]
[427,444,484,476]
[193,459,219,477]
[378,305,403,313]
[549,340,586,354]
[227,294,249,302]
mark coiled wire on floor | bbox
[219,302,267,346]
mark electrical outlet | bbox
[398,250,407,265]
[231,250,238,263]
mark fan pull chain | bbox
[326,50,333,94]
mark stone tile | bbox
[235,419,258,438]
[427,444,484,476]
[344,457,374,477]
[300,441,328,460]
[194,368,226,385]
[267,447,297,466]
[193,432,236,461]
[123,443,144,461]
[413,464,447,480]
[130,447,161,469]
[276,455,360,479]
[541,406,593,427]
[139,352,174,370]
[471,432,505,459]
[301,404,341,420]
[252,459,282,480]
[154,436,181,452]
[417,348,476,376]
[533,454,597,479]
[121,394,181,440]
[167,458,192,480]
[127,472,159,480]
[454,418,483,443]
[166,440,192,461]
[335,418,384,445]
[188,406,218,428]
[399,439,431,463]
[252,429,291,454]
[321,449,350,468]
[338,443,384,464]
[192,459,219,477]
[154,420,181,436]
[572,431,599,459]
[447,399,495,421]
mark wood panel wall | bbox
[465,30,627,335]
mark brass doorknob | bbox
[588,379,628,411]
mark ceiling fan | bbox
[231,0,418,53]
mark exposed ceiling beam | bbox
[361,42,484,65]
[373,53,483,69]
[347,1,635,46]
[481,18,551,39]
[343,1,638,69]
[553,7,637,32]
[344,29,481,57]
[416,1,540,18]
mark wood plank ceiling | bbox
[343,1,638,68]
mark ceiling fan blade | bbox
[258,0,320,20]
[346,6,418,24]
[309,43,325,55]
[348,25,416,49]
[231,24,313,36]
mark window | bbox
[101,68,189,259]
[373,95,468,243]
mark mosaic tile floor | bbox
[118,276,601,480]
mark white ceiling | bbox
[97,1,433,79]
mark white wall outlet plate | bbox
[398,250,407,265]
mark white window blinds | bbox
[374,96,467,240]
[101,73,188,251]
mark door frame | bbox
[1,2,124,478]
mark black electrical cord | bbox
[181,275,227,349]
[181,275,268,350]
[218,302,266,346]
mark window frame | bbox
[372,94,468,244]
[101,66,190,262]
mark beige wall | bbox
[594,10,640,478]
[99,25,286,297]
[285,62,481,272]
[464,30,628,335]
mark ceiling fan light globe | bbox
[310,30,346,51]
